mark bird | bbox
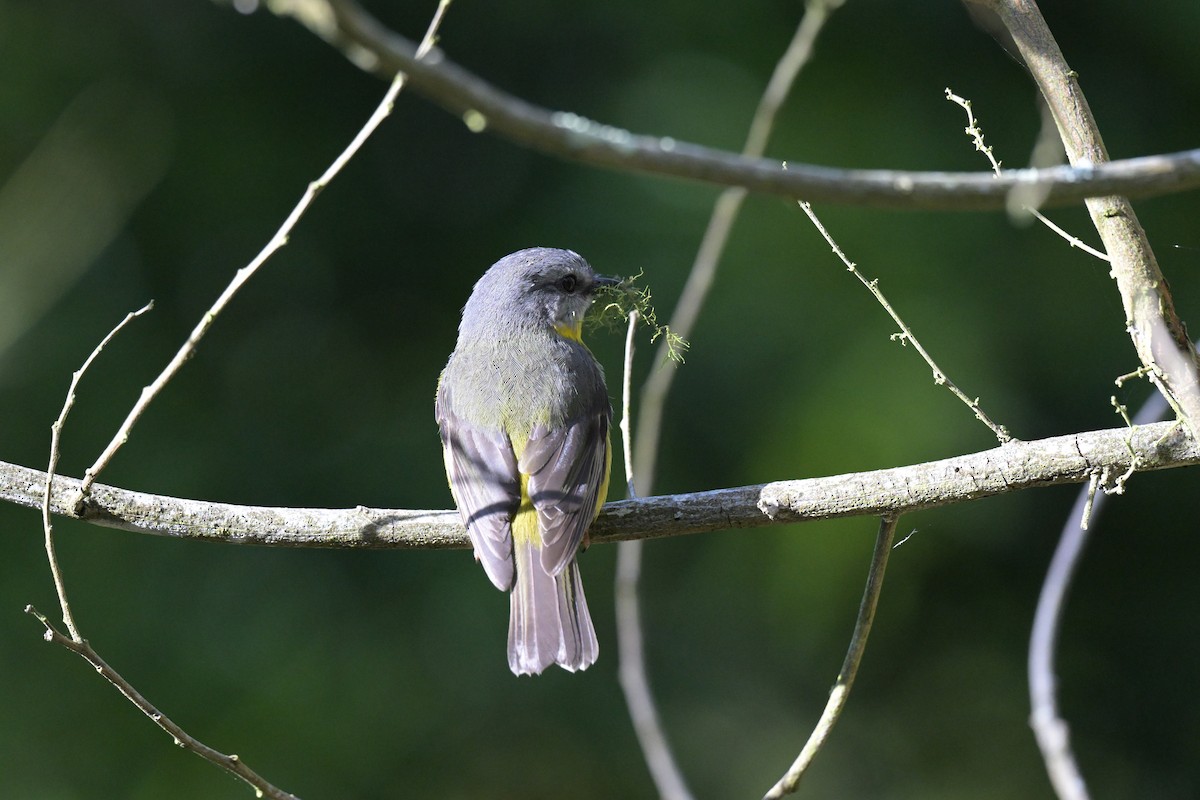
[436,247,617,675]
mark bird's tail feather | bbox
[508,538,598,676]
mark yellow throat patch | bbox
[554,318,584,343]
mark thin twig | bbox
[763,515,899,799]
[615,310,694,800]
[1077,471,1100,531]
[34,304,298,798]
[974,0,1200,441]
[26,606,301,800]
[74,0,452,507]
[797,201,1013,443]
[4,420,1196,547]
[271,0,1200,210]
[1025,210,1110,262]
[1114,365,1152,388]
[28,5,454,798]
[42,302,153,641]
[945,89,1003,174]
[619,9,838,793]
[620,310,640,499]
[634,0,841,495]
[945,88,1109,262]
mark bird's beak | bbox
[593,274,621,288]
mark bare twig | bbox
[615,310,694,800]
[29,5,454,798]
[42,302,153,641]
[798,200,1013,443]
[1077,471,1100,531]
[265,0,1200,211]
[1026,211,1110,262]
[74,0,452,507]
[763,515,899,799]
[3,420,1196,547]
[619,9,838,792]
[974,0,1200,440]
[1114,365,1152,388]
[26,606,301,800]
[34,303,298,798]
[634,0,840,495]
[1109,396,1133,428]
[945,89,1003,174]
[620,311,641,499]
[945,87,1109,262]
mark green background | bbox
[1,1,1198,797]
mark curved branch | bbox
[262,0,1200,210]
[2,421,1195,548]
[763,515,898,799]
[1026,359,1175,800]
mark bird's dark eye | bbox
[558,274,578,293]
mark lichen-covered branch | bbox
[3,421,1194,548]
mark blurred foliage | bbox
[1,1,1199,798]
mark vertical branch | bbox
[619,311,640,499]
[615,311,695,800]
[30,304,301,800]
[762,515,899,800]
[42,302,153,640]
[1028,482,1095,800]
[615,5,841,796]
[1028,356,1177,800]
[967,4,1200,795]
[974,0,1200,438]
[633,0,843,495]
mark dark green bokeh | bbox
[2,1,1198,798]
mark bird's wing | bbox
[518,409,611,578]
[436,384,519,592]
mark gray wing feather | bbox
[436,385,518,592]
[519,411,609,578]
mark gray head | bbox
[459,247,618,340]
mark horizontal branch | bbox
[266,0,1200,211]
[1,421,1194,548]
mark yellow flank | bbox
[553,319,584,343]
[595,429,612,516]
[509,428,528,460]
[509,418,610,550]
[513,472,541,546]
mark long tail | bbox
[508,538,598,676]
